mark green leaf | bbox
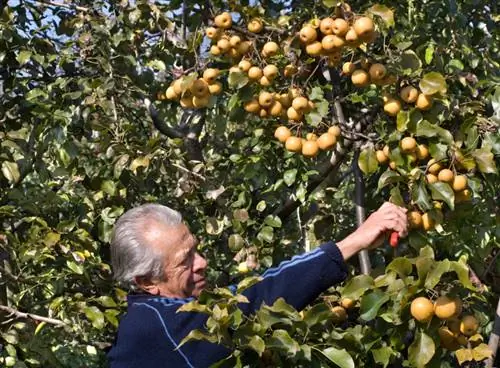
[264,215,282,228]
[429,143,448,161]
[228,234,244,252]
[305,111,323,127]
[424,259,450,289]
[66,260,84,275]
[267,330,300,356]
[257,226,274,243]
[237,276,261,294]
[129,156,150,173]
[425,44,435,65]
[146,59,166,71]
[101,180,117,196]
[266,298,299,316]
[390,186,405,207]
[284,169,297,186]
[228,71,249,89]
[372,346,393,368]
[472,343,493,361]
[246,335,265,355]
[408,331,435,367]
[358,147,378,175]
[128,8,142,24]
[1,161,20,184]
[97,296,117,308]
[83,306,105,329]
[419,72,447,95]
[179,329,218,347]
[397,110,410,132]
[322,0,337,8]
[360,289,390,321]
[206,217,223,235]
[416,120,453,144]
[308,86,324,100]
[401,50,422,73]
[448,59,464,71]
[428,182,455,210]
[377,170,404,192]
[450,258,475,290]
[416,257,433,283]
[302,303,332,327]
[386,258,413,278]
[368,4,395,27]
[341,275,374,300]
[25,88,48,101]
[16,50,32,65]
[412,181,433,212]
[319,347,355,368]
[472,147,497,173]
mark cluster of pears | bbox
[382,85,435,117]
[274,125,341,158]
[411,296,480,351]
[231,60,282,87]
[164,68,222,108]
[329,297,355,324]
[377,136,471,231]
[342,59,396,88]
[298,14,378,66]
[206,12,252,59]
[244,88,314,121]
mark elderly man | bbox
[108,202,408,367]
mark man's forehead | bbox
[143,221,192,249]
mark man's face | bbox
[145,222,208,298]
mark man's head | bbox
[110,204,207,298]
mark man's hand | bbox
[336,202,409,261]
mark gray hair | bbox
[110,203,183,289]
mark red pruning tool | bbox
[389,232,399,247]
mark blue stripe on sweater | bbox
[261,247,323,278]
[134,302,195,368]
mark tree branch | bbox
[31,0,89,12]
[144,99,184,139]
[0,304,66,326]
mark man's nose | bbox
[193,252,207,271]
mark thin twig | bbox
[32,0,89,12]
[172,163,206,181]
[0,304,66,326]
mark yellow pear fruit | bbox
[248,18,263,33]
[263,64,279,79]
[400,86,419,103]
[332,18,349,36]
[319,17,335,35]
[299,25,318,44]
[274,126,292,143]
[369,63,387,80]
[302,140,319,157]
[416,93,433,110]
[208,82,222,95]
[351,70,370,87]
[384,98,402,117]
[214,12,232,29]
[285,136,302,152]
[353,16,375,40]
[262,41,279,57]
[248,66,263,80]
[317,133,336,150]
[203,68,220,84]
[244,99,260,113]
[400,137,417,153]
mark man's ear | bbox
[134,276,160,295]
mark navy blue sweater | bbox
[108,242,347,368]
